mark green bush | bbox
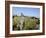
[13,16,39,30]
[23,19,36,30]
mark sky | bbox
[12,7,40,18]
